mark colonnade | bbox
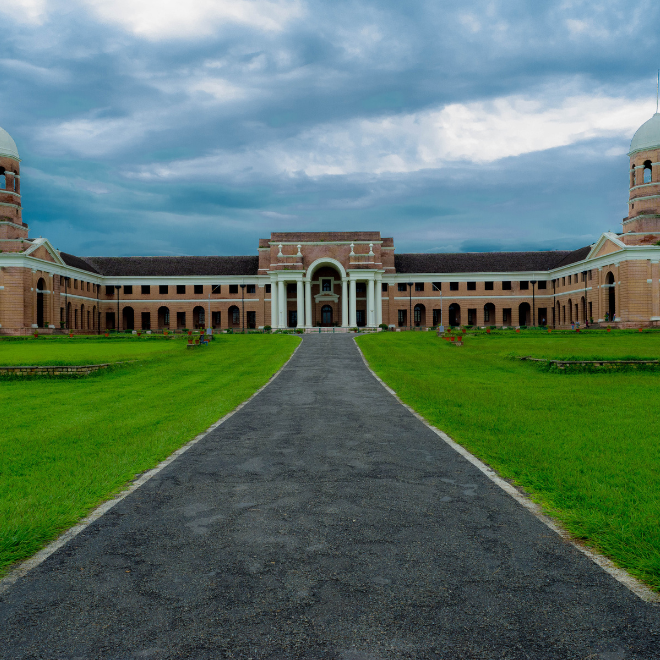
[269,272,383,329]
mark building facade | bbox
[3,114,660,334]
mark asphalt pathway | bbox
[1,334,659,659]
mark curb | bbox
[0,338,303,596]
[353,338,659,604]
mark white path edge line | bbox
[0,339,303,597]
[353,339,660,605]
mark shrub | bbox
[379,323,389,330]
[264,325,271,331]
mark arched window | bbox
[228,305,240,325]
[0,167,5,190]
[413,303,425,327]
[644,160,652,184]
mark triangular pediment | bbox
[586,233,625,260]
[24,238,66,266]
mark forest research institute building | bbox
[3,112,660,334]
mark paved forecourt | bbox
[1,334,658,659]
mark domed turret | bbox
[624,112,660,238]
[0,126,19,160]
[0,125,26,251]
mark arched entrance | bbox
[157,306,170,329]
[36,278,45,328]
[484,302,495,325]
[193,305,205,328]
[518,302,530,326]
[568,298,573,324]
[606,272,615,320]
[448,303,461,327]
[81,304,85,330]
[414,303,425,327]
[123,306,134,330]
[228,305,240,328]
[67,302,72,329]
[321,305,333,326]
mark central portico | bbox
[261,231,395,328]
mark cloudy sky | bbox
[1,0,659,257]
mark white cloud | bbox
[0,0,47,24]
[81,0,304,39]
[130,91,653,180]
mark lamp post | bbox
[64,276,69,330]
[530,280,537,327]
[115,285,121,334]
[240,283,246,333]
[408,282,413,330]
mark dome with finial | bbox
[629,113,660,155]
[0,126,19,160]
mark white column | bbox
[375,275,383,326]
[367,278,375,326]
[270,278,278,328]
[349,278,357,327]
[296,280,304,328]
[342,279,349,327]
[305,279,312,327]
[278,280,286,328]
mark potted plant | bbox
[69,333,73,338]
[33,331,39,339]
[104,331,109,337]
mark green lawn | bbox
[0,335,299,575]
[356,331,660,591]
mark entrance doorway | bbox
[606,272,615,320]
[36,278,45,327]
[448,303,460,327]
[321,305,333,326]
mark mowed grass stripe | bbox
[0,335,300,575]
[356,332,660,592]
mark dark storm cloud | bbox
[1,0,658,256]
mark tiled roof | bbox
[394,247,591,274]
[552,246,592,268]
[83,255,260,277]
[60,252,100,274]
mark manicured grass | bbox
[0,335,186,366]
[356,331,660,591]
[0,335,299,575]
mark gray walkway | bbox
[1,334,658,659]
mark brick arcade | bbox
[2,113,660,334]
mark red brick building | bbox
[2,114,660,334]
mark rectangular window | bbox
[141,312,150,330]
[265,284,271,294]
[177,285,186,294]
[382,283,388,292]
[519,281,529,290]
[561,277,565,286]
[288,310,297,327]
[398,283,407,292]
[503,308,511,323]
[212,311,221,327]
[467,308,476,325]
[106,285,115,296]
[229,284,238,294]
[432,282,441,291]
[502,281,511,290]
[141,285,150,295]
[247,311,256,329]
[589,301,592,319]
[74,280,78,290]
[159,285,168,295]
[538,281,547,289]
[485,281,494,290]
[467,282,476,291]
[87,282,90,292]
[432,309,441,326]
[415,282,424,292]
[450,282,459,291]
[105,311,115,329]
[60,307,64,323]
[247,284,255,294]
[356,283,366,294]
[322,279,332,292]
[176,311,185,328]
[589,270,592,281]
[568,275,571,285]
[194,285,203,294]
[123,285,133,295]
[287,283,297,295]
[356,310,365,327]
[398,309,407,326]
